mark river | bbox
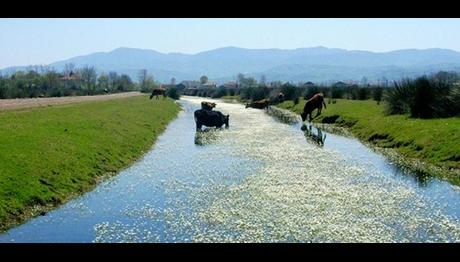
[1,96,460,242]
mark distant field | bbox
[278,98,460,182]
[0,92,143,111]
[0,95,180,231]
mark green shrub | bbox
[280,83,298,101]
[215,87,228,98]
[331,86,344,99]
[166,87,180,100]
[385,79,414,115]
[357,88,369,100]
[304,86,320,100]
[239,86,270,101]
[385,75,460,118]
[373,87,383,104]
[293,96,299,105]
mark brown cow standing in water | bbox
[301,93,327,122]
[201,101,216,110]
[150,88,166,99]
[246,98,271,110]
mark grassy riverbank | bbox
[277,98,460,184]
[0,95,180,231]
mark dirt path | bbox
[0,92,144,111]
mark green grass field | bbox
[277,98,460,183]
[0,95,180,231]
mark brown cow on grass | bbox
[150,88,166,100]
[301,93,327,122]
[245,98,271,110]
[201,101,216,110]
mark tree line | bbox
[183,73,386,102]
[2,66,459,118]
[0,64,147,99]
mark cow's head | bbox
[301,112,307,122]
[201,101,216,110]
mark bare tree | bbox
[26,65,37,73]
[64,63,75,76]
[108,71,118,91]
[97,73,109,92]
[138,69,147,88]
[237,73,245,85]
[379,76,389,87]
[361,76,368,87]
[80,65,97,94]
[260,75,266,85]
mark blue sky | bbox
[1,18,460,69]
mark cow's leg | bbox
[315,106,322,117]
[196,122,202,132]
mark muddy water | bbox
[1,96,460,242]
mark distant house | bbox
[180,80,200,89]
[175,83,186,90]
[199,82,217,89]
[219,81,238,89]
[160,84,177,89]
[60,71,80,81]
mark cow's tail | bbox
[322,98,327,109]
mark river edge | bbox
[0,99,182,233]
[312,122,459,185]
[220,96,459,186]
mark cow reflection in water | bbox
[301,124,326,147]
[194,128,221,146]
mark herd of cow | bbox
[148,88,327,131]
[193,92,327,131]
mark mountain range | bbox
[2,46,460,84]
